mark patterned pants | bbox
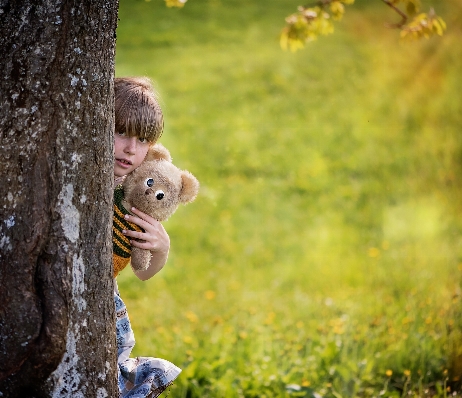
[115,292,181,398]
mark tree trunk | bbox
[0,1,119,396]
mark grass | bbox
[115,0,462,396]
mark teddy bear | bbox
[113,143,199,276]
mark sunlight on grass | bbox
[115,0,462,396]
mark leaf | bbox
[405,0,420,16]
[330,1,345,21]
[280,29,289,51]
[438,17,447,31]
[432,19,443,36]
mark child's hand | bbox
[123,207,170,254]
[123,207,170,280]
[114,175,126,186]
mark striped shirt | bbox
[113,185,143,277]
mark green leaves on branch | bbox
[161,0,446,48]
[382,1,447,40]
[280,0,447,52]
[399,9,447,40]
[280,0,354,52]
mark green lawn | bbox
[115,0,462,396]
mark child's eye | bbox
[138,137,148,143]
[155,190,164,200]
[145,178,154,187]
[117,131,127,137]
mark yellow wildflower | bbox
[185,311,199,323]
[165,0,187,8]
[264,312,276,325]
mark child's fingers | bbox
[122,209,170,254]
[129,207,158,223]
[130,239,151,250]
[123,229,153,249]
[124,213,161,231]
[122,229,147,240]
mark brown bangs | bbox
[114,77,164,143]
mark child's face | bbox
[114,132,151,177]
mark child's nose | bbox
[124,137,137,154]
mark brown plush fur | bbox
[122,144,199,272]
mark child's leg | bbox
[114,291,136,364]
[114,287,181,397]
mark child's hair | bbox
[114,77,164,143]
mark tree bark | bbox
[0,0,119,396]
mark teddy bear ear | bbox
[179,171,199,204]
[145,143,172,162]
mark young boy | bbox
[114,76,170,280]
[113,77,181,397]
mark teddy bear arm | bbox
[130,247,152,272]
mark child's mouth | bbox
[116,159,132,167]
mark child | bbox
[113,77,181,397]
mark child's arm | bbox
[122,207,170,281]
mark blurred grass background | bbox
[115,0,462,396]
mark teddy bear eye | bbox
[145,178,154,188]
[155,190,164,200]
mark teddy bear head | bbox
[122,144,199,221]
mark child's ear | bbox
[179,171,199,204]
[145,143,172,162]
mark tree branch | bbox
[381,0,408,28]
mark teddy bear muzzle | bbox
[145,188,165,200]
